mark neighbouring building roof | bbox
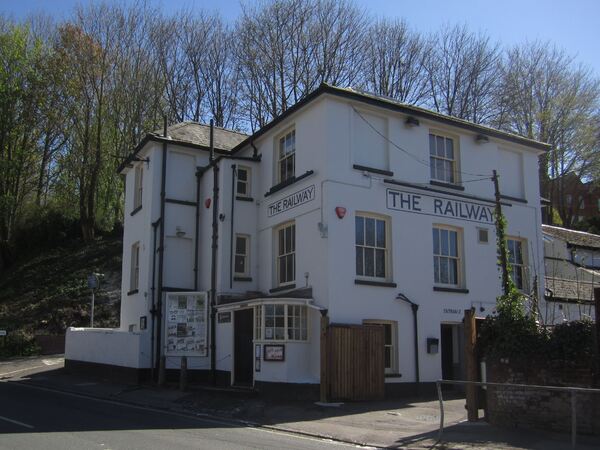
[542,225,600,250]
[545,276,596,303]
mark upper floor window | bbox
[236,166,251,198]
[433,226,462,286]
[355,214,390,280]
[276,222,295,286]
[429,133,457,184]
[130,242,140,291]
[133,165,143,210]
[234,234,250,277]
[278,129,295,183]
[507,238,526,290]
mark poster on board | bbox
[165,292,208,357]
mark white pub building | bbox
[66,84,550,397]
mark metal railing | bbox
[436,379,600,449]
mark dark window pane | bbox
[356,247,364,276]
[449,231,457,257]
[235,256,245,274]
[238,169,247,181]
[384,324,391,344]
[286,254,294,281]
[236,237,246,254]
[285,226,292,253]
[355,217,364,245]
[441,229,449,255]
[278,229,284,256]
[365,248,375,277]
[440,257,449,284]
[279,257,286,283]
[430,158,436,179]
[433,228,440,254]
[275,305,284,315]
[436,158,445,181]
[365,218,375,246]
[375,249,385,278]
[384,347,391,369]
[376,220,386,248]
[429,134,436,155]
[436,136,445,157]
[237,181,247,195]
[446,138,454,159]
[290,225,295,251]
[434,256,440,283]
[449,259,457,284]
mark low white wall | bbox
[65,327,150,369]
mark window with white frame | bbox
[133,165,143,210]
[356,214,389,280]
[278,129,295,183]
[507,237,526,290]
[130,242,140,291]
[255,304,308,341]
[433,226,462,286]
[276,222,295,286]
[363,320,397,373]
[234,234,250,277]
[429,132,457,184]
[236,166,251,197]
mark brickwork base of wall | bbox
[486,359,600,435]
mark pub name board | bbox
[386,188,494,224]
[268,185,315,217]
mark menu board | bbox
[165,292,208,357]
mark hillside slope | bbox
[0,237,122,337]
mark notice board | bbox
[165,292,208,357]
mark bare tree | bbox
[362,19,429,104]
[424,24,501,123]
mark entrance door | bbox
[441,324,454,380]
[440,323,465,382]
[234,308,254,386]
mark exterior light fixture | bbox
[204,198,211,209]
[426,337,439,354]
[335,206,346,219]
[405,116,420,127]
[476,134,489,144]
[176,226,186,238]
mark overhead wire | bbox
[351,107,494,184]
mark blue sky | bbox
[2,0,599,75]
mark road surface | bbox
[0,382,364,450]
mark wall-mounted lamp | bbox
[475,134,489,144]
[427,337,439,354]
[219,213,226,222]
[318,222,328,238]
[335,206,346,219]
[405,116,420,127]
[175,226,186,238]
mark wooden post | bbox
[594,288,600,387]
[464,308,478,421]
[320,313,330,403]
[158,355,166,386]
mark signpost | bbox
[87,273,100,327]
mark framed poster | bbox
[165,292,208,357]
[263,344,285,361]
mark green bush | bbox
[547,320,595,362]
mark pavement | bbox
[1,355,599,449]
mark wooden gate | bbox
[322,323,385,401]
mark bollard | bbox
[179,356,188,391]
[158,355,166,386]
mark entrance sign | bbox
[165,292,208,356]
[263,344,285,361]
[268,185,315,217]
[386,188,494,224]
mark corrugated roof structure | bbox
[542,225,600,250]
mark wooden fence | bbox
[321,322,385,401]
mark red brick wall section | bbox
[485,359,600,435]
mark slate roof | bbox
[545,276,596,303]
[152,122,248,151]
[542,225,600,250]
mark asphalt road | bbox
[0,382,364,450]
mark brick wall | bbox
[485,359,600,435]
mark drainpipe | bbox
[396,293,420,383]
[150,218,160,380]
[229,164,236,289]
[209,120,219,386]
[194,167,201,291]
[155,116,168,381]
